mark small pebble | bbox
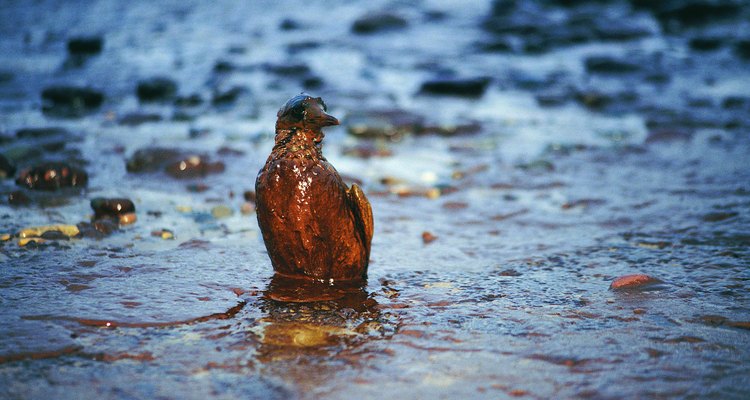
[151,229,174,240]
[610,274,663,290]
[211,205,233,219]
[240,202,256,215]
[422,231,438,244]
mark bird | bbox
[255,93,373,283]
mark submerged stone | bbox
[67,36,103,55]
[91,198,136,220]
[16,162,88,191]
[0,154,15,178]
[165,156,225,179]
[419,77,491,97]
[8,191,31,206]
[126,147,184,173]
[136,77,178,102]
[41,86,104,117]
[352,13,408,34]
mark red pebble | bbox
[610,274,662,290]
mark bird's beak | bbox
[320,112,340,127]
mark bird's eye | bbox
[290,104,305,121]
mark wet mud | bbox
[1,0,749,399]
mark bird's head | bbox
[275,93,339,132]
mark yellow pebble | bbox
[18,224,79,239]
[118,213,137,225]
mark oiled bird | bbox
[255,94,373,283]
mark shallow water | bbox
[1,0,749,398]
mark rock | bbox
[346,109,425,141]
[18,224,80,239]
[151,229,174,240]
[609,274,663,291]
[279,18,302,30]
[645,128,693,144]
[240,202,256,215]
[165,156,225,179]
[584,56,640,74]
[67,36,103,55]
[211,86,248,106]
[0,154,15,178]
[419,77,491,97]
[118,112,162,126]
[243,190,256,203]
[136,77,178,102]
[352,13,408,34]
[422,231,438,244]
[263,63,311,76]
[211,205,233,219]
[174,93,203,107]
[702,211,738,222]
[722,96,750,110]
[41,86,104,117]
[689,37,723,51]
[8,191,31,206]
[90,197,136,221]
[126,147,184,173]
[77,220,119,238]
[213,60,235,73]
[651,1,742,31]
[15,127,71,140]
[735,39,750,60]
[16,162,88,190]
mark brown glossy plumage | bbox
[255,94,373,283]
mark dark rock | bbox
[0,154,16,178]
[126,147,184,173]
[287,41,321,54]
[174,94,203,107]
[652,2,742,30]
[0,70,13,83]
[722,96,750,110]
[16,127,71,140]
[213,60,235,73]
[165,156,225,179]
[419,77,491,97]
[279,18,302,30]
[136,77,178,102]
[689,37,723,51]
[118,112,162,126]
[90,198,135,220]
[735,39,750,60]
[212,86,248,106]
[303,76,324,90]
[67,36,103,55]
[8,191,31,206]
[41,86,104,117]
[77,220,119,238]
[584,56,640,74]
[16,162,88,191]
[346,109,425,141]
[535,91,570,107]
[645,128,693,144]
[263,63,311,76]
[352,13,408,34]
[243,190,256,203]
[702,211,738,222]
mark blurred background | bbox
[1,0,749,399]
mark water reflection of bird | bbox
[256,94,373,283]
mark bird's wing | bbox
[347,183,373,256]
